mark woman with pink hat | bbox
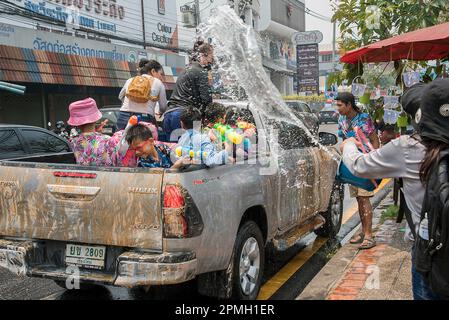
[67,97,134,166]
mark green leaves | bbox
[333,0,448,52]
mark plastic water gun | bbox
[213,124,244,145]
[237,121,256,131]
[354,126,374,153]
[117,115,139,159]
[125,115,139,130]
[175,146,208,159]
[213,123,231,140]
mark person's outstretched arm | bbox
[342,137,408,179]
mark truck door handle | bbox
[47,185,100,201]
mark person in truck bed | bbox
[223,107,257,161]
[173,107,231,167]
[125,123,188,169]
[67,97,135,167]
[202,102,226,148]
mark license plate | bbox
[65,244,106,270]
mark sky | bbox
[305,0,339,46]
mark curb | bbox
[297,181,394,300]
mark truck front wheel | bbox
[231,221,265,300]
[315,184,344,238]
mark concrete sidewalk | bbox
[298,192,413,300]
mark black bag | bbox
[413,150,449,298]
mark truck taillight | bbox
[163,185,185,208]
[162,184,203,239]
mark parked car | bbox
[0,124,71,160]
[285,101,319,136]
[319,105,339,124]
[98,106,121,135]
[0,101,342,300]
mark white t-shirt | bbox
[119,75,167,116]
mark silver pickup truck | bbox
[0,101,342,300]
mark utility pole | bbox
[332,21,336,72]
[195,0,201,27]
[141,0,146,49]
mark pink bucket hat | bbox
[67,98,102,126]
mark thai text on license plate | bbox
[65,244,106,270]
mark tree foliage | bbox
[329,0,449,85]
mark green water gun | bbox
[213,124,244,145]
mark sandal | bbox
[350,232,365,244]
[358,238,376,250]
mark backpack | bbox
[125,75,156,103]
[413,150,449,298]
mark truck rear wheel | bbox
[315,184,343,238]
[231,221,265,300]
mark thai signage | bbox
[3,0,178,49]
[296,43,319,94]
[292,30,324,46]
[0,22,183,67]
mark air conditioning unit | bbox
[180,5,197,28]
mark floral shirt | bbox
[69,131,130,167]
[138,144,173,168]
[338,113,376,150]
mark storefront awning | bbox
[262,58,296,76]
[0,45,181,89]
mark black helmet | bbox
[401,83,426,130]
[418,78,449,145]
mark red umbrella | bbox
[340,22,449,64]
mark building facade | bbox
[0,0,185,128]
[318,44,342,92]
[176,0,305,96]
[258,0,305,95]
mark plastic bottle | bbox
[418,213,429,240]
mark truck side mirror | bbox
[319,132,338,146]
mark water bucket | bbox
[336,160,382,192]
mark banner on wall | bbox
[0,22,184,67]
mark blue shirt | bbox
[337,113,375,139]
[174,129,228,167]
[338,113,376,151]
[138,144,173,168]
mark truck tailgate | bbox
[0,164,164,250]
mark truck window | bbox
[20,129,70,154]
[286,101,311,113]
[276,121,309,150]
[0,129,27,159]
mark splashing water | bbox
[198,5,340,163]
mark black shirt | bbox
[167,62,212,113]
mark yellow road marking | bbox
[257,178,392,300]
[257,237,327,300]
[374,178,391,193]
